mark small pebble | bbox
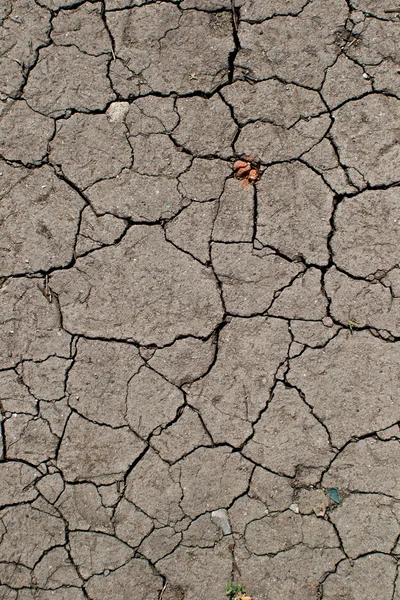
[211,508,232,535]
[313,505,326,518]
[322,316,334,328]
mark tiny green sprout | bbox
[347,318,360,334]
[226,582,246,597]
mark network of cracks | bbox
[1,0,400,598]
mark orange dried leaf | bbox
[233,160,249,171]
[248,168,259,181]
[235,165,251,179]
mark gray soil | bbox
[1,0,400,598]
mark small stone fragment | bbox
[322,316,334,327]
[106,102,130,124]
[211,509,231,535]
[327,487,340,504]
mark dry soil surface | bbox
[1,0,400,599]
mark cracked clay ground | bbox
[2,0,400,599]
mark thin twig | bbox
[159,581,167,600]
[231,0,239,32]
[43,274,52,303]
